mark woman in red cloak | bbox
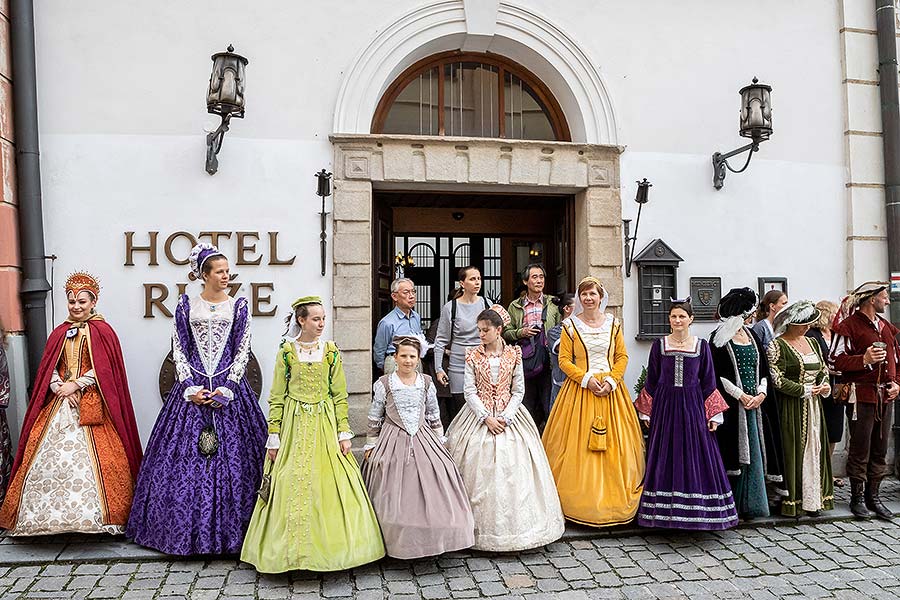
[0,271,142,535]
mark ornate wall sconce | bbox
[623,178,651,277]
[712,78,773,190]
[206,45,248,175]
[316,169,333,276]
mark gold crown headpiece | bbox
[65,271,101,300]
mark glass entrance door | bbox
[394,235,503,331]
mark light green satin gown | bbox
[240,340,385,573]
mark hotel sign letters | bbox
[124,231,296,318]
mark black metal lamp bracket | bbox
[206,113,233,175]
[319,196,329,277]
[712,141,758,190]
[623,205,642,278]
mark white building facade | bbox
[4,0,896,471]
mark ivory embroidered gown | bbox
[362,373,474,559]
[447,342,564,551]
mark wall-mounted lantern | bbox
[712,77,773,190]
[206,45,248,175]
[623,178,652,277]
[316,169,333,276]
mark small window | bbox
[373,52,569,141]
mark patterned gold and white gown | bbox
[12,401,122,535]
[1,322,135,536]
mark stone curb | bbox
[1,500,896,567]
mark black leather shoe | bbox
[851,480,874,519]
[865,479,895,521]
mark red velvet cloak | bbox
[10,318,143,479]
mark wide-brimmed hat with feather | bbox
[773,300,820,337]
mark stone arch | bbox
[332,0,619,145]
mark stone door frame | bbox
[329,133,624,433]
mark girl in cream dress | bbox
[446,306,564,551]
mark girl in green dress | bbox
[241,296,385,573]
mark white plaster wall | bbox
[32,0,849,436]
[619,153,848,387]
[38,135,334,442]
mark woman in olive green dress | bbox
[241,296,385,573]
[767,301,834,518]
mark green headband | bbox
[291,295,323,309]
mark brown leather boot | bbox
[851,480,874,519]
[865,479,894,521]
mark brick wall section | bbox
[0,0,20,334]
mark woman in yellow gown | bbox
[542,277,645,526]
[240,296,384,573]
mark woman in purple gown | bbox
[635,299,738,530]
[127,243,267,554]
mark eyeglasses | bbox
[396,289,417,296]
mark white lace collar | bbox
[389,372,424,389]
[571,313,613,334]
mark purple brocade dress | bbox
[635,337,738,531]
[126,295,267,555]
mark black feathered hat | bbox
[717,287,758,319]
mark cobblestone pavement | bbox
[3,517,900,600]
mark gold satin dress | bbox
[541,315,645,527]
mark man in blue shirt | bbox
[373,278,423,374]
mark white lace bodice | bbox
[172,296,252,388]
[190,296,235,376]
[572,314,613,373]
[366,373,442,449]
[387,373,429,436]
[487,356,501,383]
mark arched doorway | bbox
[369,51,575,341]
[372,51,571,141]
[330,40,623,429]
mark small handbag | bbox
[588,414,608,452]
[257,459,274,504]
[832,381,855,404]
[198,411,219,457]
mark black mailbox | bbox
[633,239,683,340]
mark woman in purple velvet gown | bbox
[634,300,738,530]
[127,244,267,555]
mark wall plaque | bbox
[690,277,722,321]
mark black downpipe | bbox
[875,1,900,474]
[11,0,50,385]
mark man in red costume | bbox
[831,281,900,521]
[0,271,142,534]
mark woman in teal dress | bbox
[241,296,385,573]
[710,288,786,520]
